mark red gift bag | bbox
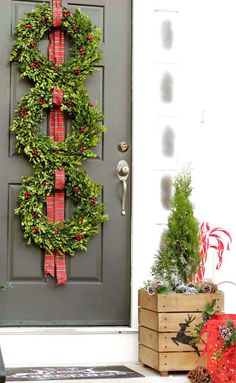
[201,313,236,383]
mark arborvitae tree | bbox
[152,171,200,289]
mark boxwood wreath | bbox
[10,4,108,257]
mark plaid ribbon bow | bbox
[44,0,67,285]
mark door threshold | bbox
[0,326,138,335]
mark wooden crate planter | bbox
[138,289,224,376]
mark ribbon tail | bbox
[55,252,67,285]
[45,194,56,279]
[44,253,55,278]
[54,192,67,284]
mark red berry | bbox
[30,41,36,48]
[25,23,32,29]
[72,187,79,193]
[32,211,38,217]
[24,192,31,200]
[41,17,47,23]
[66,100,73,106]
[75,234,83,241]
[79,127,86,134]
[30,61,39,69]
[72,23,78,31]
[39,98,46,105]
[79,146,86,153]
[74,69,81,75]
[32,226,39,234]
[90,197,97,205]
[88,102,93,108]
[87,34,93,41]
[19,108,27,117]
[33,148,38,156]
[63,9,72,17]
[80,48,85,56]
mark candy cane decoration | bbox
[196,222,232,283]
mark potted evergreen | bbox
[150,171,201,293]
[138,171,224,376]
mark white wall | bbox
[132,0,236,324]
[132,0,181,329]
[179,0,236,312]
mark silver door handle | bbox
[117,160,130,216]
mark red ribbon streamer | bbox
[44,0,67,285]
[52,0,63,27]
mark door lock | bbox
[117,160,130,216]
[118,142,129,153]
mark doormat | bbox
[6,366,144,381]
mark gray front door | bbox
[0,0,131,325]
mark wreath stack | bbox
[10,4,108,258]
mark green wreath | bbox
[10,4,108,257]
[16,168,106,256]
[10,5,102,86]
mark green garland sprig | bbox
[212,320,236,360]
[10,4,108,257]
[190,298,219,346]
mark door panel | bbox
[0,0,131,325]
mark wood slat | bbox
[139,326,204,352]
[139,345,207,372]
[139,345,159,371]
[138,289,224,313]
[158,332,204,352]
[157,293,224,312]
[138,289,158,311]
[157,312,203,332]
[139,308,203,332]
[159,351,206,371]
[139,308,158,330]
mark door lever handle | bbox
[117,160,130,216]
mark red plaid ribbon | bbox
[55,169,65,190]
[49,31,64,65]
[52,0,63,27]
[49,89,65,142]
[44,0,67,285]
